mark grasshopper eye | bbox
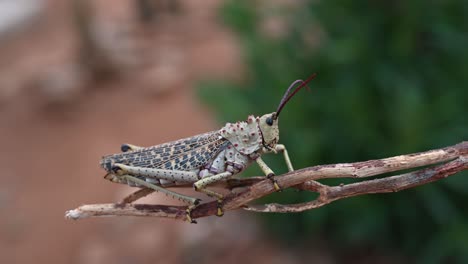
[266,116,273,126]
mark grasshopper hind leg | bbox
[109,164,201,223]
[120,188,155,204]
[118,174,201,223]
[121,143,143,152]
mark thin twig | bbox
[66,142,468,222]
[245,156,468,212]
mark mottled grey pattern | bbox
[100,131,230,172]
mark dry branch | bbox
[66,142,468,222]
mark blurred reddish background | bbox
[0,1,323,263]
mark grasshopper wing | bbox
[101,131,230,172]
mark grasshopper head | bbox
[259,73,317,150]
[258,112,279,149]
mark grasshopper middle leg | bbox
[193,171,233,217]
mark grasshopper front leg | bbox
[256,157,281,191]
[111,163,201,223]
[193,171,233,217]
[257,144,294,191]
[275,144,294,172]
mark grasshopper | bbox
[101,73,317,223]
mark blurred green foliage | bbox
[198,0,468,262]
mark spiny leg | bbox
[121,143,144,152]
[121,188,155,204]
[193,171,232,217]
[111,164,200,223]
[255,157,281,191]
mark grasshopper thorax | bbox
[219,115,263,155]
[219,112,280,155]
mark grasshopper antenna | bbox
[275,73,317,118]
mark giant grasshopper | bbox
[101,74,317,223]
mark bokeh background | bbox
[0,0,467,263]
